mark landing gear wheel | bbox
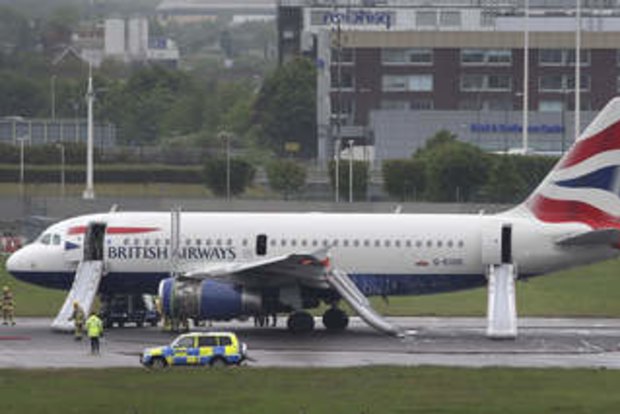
[287,311,315,334]
[322,308,349,332]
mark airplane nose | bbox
[6,248,26,275]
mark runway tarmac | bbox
[1,317,620,369]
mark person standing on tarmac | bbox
[69,301,85,341]
[2,286,15,326]
[85,311,104,355]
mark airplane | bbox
[6,97,620,335]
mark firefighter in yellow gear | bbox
[2,286,15,326]
[69,301,85,340]
[85,312,104,355]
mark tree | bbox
[484,155,527,203]
[267,159,306,199]
[329,160,369,201]
[382,159,426,201]
[203,157,255,197]
[416,131,490,202]
[253,57,316,158]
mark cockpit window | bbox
[52,234,61,245]
[40,234,51,245]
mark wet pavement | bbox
[1,317,620,369]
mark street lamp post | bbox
[83,63,95,200]
[219,131,231,201]
[56,143,65,196]
[18,136,26,186]
[51,75,56,120]
[348,139,354,203]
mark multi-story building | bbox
[278,0,620,163]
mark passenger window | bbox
[416,241,422,248]
[291,239,297,247]
[195,239,201,246]
[41,234,51,245]
[242,239,248,247]
[343,240,349,247]
[395,240,401,248]
[353,240,359,247]
[384,240,391,247]
[134,238,140,246]
[206,239,211,246]
[175,337,194,348]
[218,336,232,346]
[270,239,276,246]
[322,240,329,247]
[154,239,161,246]
[427,240,432,248]
[198,336,218,347]
[227,239,232,246]
[144,239,150,246]
[312,240,318,247]
[216,239,222,246]
[52,234,61,245]
[406,240,411,248]
[281,239,287,247]
[364,240,370,247]
[123,238,130,246]
[437,241,443,248]
[458,240,464,248]
[447,241,453,248]
[301,240,307,247]
[185,239,191,246]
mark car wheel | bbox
[210,358,227,368]
[151,358,167,370]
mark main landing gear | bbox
[285,307,349,333]
[322,307,349,332]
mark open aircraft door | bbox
[63,222,107,264]
[481,220,512,266]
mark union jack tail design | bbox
[525,97,620,230]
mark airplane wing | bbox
[178,248,330,289]
[556,228,620,247]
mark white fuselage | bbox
[7,211,617,296]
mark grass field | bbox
[1,366,620,413]
[1,255,620,317]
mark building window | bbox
[539,100,564,112]
[440,10,461,27]
[539,74,589,92]
[411,99,433,110]
[461,49,511,65]
[382,75,433,92]
[331,47,354,64]
[381,100,410,110]
[539,49,590,66]
[416,10,437,27]
[409,75,433,91]
[460,75,511,92]
[331,71,354,89]
[382,48,433,65]
[382,75,407,91]
[487,75,511,91]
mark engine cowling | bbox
[158,278,261,321]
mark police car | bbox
[140,332,247,368]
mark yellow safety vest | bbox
[85,315,103,338]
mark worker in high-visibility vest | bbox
[85,312,104,355]
[2,286,15,326]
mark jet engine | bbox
[158,278,261,321]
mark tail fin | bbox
[524,97,620,229]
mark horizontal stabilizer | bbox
[556,228,620,246]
